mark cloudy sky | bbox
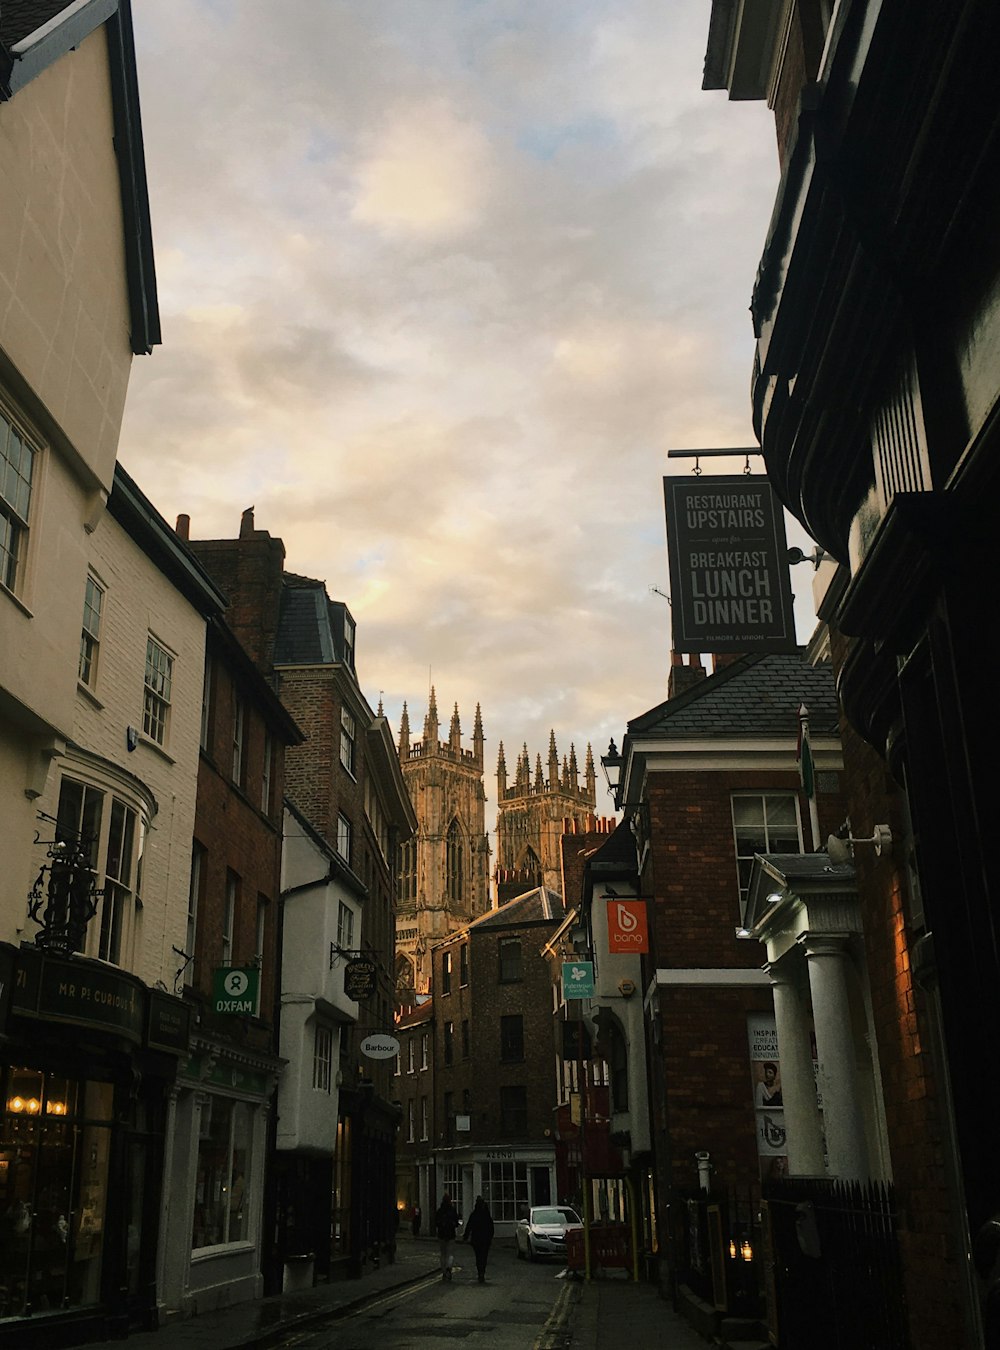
[122,0,813,808]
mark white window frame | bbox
[420,1096,428,1141]
[231,696,245,786]
[0,399,36,596]
[255,895,267,973]
[337,900,354,951]
[731,792,804,922]
[55,775,144,969]
[222,872,237,965]
[200,656,213,752]
[337,814,352,864]
[186,843,203,986]
[78,572,104,689]
[313,1024,333,1092]
[261,729,273,814]
[143,634,174,746]
[340,707,356,775]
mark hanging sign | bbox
[562,961,594,999]
[360,1032,400,1060]
[663,475,797,653]
[212,967,260,1015]
[607,899,649,954]
[344,957,377,1001]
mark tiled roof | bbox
[1,1,73,47]
[627,650,841,741]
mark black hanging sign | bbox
[664,475,797,653]
[344,957,377,1001]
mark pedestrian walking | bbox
[412,1203,422,1238]
[435,1193,460,1281]
[462,1196,495,1283]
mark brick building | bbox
[159,606,302,1316]
[182,510,416,1281]
[393,1000,435,1228]
[701,3,998,1342]
[429,888,567,1233]
[614,649,847,1326]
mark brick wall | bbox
[830,660,966,1349]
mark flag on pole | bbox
[797,704,820,850]
[797,704,815,798]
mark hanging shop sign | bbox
[663,475,797,653]
[360,1032,400,1060]
[212,966,260,1016]
[344,957,377,1001]
[562,961,594,999]
[607,899,649,954]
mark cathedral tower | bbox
[494,733,597,899]
[396,691,490,999]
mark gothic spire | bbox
[534,753,545,791]
[424,686,439,744]
[584,742,596,802]
[548,730,559,789]
[399,701,410,759]
[473,702,484,767]
[497,740,507,797]
[449,702,462,753]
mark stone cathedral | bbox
[494,734,597,899]
[395,690,491,1000]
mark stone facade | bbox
[395,690,490,998]
[494,734,597,896]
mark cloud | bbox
[123,0,796,782]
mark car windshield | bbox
[532,1208,579,1226]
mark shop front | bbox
[158,1035,280,1319]
[0,942,190,1348]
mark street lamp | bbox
[600,739,623,803]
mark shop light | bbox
[740,1238,753,1262]
[8,1096,25,1113]
[729,1238,737,1259]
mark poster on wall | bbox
[664,475,797,653]
[747,1011,787,1180]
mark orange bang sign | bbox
[607,899,649,954]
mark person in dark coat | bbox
[462,1196,495,1283]
[435,1193,460,1280]
[412,1204,422,1238]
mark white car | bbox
[515,1205,582,1261]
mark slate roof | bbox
[626,650,841,742]
[466,886,566,932]
[1,0,72,46]
[274,577,335,665]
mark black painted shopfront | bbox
[0,943,189,1347]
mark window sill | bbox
[77,680,104,710]
[191,1240,256,1263]
[0,582,33,618]
[138,732,176,765]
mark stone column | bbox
[802,934,870,1180]
[767,956,825,1175]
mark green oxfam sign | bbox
[212,967,260,1015]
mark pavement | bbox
[85,1236,768,1350]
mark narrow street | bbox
[267,1247,573,1350]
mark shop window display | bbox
[0,1066,113,1320]
[192,1097,252,1249]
